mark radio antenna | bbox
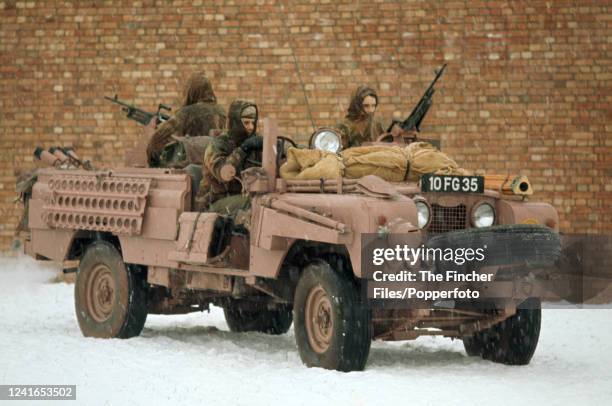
[279,1,317,132]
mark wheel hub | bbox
[305,285,333,354]
[86,264,115,323]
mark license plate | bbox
[421,174,484,193]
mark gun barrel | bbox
[37,150,61,167]
[425,64,447,95]
[105,95,160,125]
[400,64,447,132]
[49,147,69,163]
[61,147,81,162]
[104,95,130,107]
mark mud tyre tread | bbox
[463,298,541,365]
[462,336,484,357]
[294,260,371,372]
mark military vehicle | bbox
[16,118,561,372]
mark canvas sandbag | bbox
[279,147,344,180]
[341,145,407,182]
[403,142,471,181]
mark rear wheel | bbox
[223,301,293,335]
[462,298,541,365]
[462,336,484,357]
[75,241,147,338]
[294,260,371,372]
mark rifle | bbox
[59,146,93,170]
[34,146,93,170]
[389,64,447,133]
[105,95,172,126]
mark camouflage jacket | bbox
[196,99,260,210]
[335,85,387,149]
[147,102,226,167]
[196,134,261,210]
[336,115,386,149]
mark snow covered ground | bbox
[1,256,611,406]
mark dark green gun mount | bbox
[388,63,447,133]
[105,95,172,126]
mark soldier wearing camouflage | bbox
[196,100,262,214]
[335,85,386,149]
[146,72,227,167]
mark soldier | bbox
[335,85,386,149]
[146,72,227,167]
[196,99,262,216]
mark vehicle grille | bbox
[428,204,467,234]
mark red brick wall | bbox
[1,0,610,252]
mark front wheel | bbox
[462,298,541,365]
[294,260,371,372]
[75,241,148,338]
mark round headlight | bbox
[415,201,430,229]
[472,203,495,228]
[309,128,341,154]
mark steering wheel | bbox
[376,133,394,143]
[245,135,298,167]
[278,135,298,148]
[276,136,297,168]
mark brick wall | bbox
[1,0,610,253]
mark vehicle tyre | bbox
[223,302,293,335]
[75,241,148,338]
[463,298,541,365]
[294,260,371,372]
[462,336,484,356]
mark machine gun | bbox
[105,95,172,126]
[389,64,447,133]
[34,146,93,170]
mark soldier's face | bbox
[241,118,256,135]
[362,95,377,114]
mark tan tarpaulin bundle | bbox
[341,145,407,182]
[403,142,472,181]
[278,143,470,181]
[278,147,344,180]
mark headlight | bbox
[472,202,495,228]
[414,200,430,229]
[309,128,341,154]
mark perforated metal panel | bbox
[42,174,150,235]
[428,203,467,234]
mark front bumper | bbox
[426,224,561,274]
